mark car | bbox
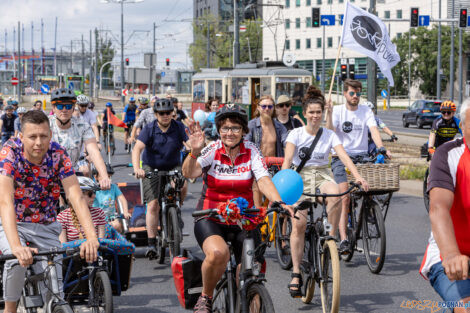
[402,100,442,128]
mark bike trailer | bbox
[171,249,203,309]
[117,182,148,246]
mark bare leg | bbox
[146,199,160,239]
[337,182,349,241]
[201,235,230,297]
[290,211,307,288]
[111,219,123,233]
[4,301,17,313]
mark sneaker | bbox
[339,240,350,255]
[124,143,128,150]
[145,245,158,260]
[194,294,212,313]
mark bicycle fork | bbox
[160,201,168,246]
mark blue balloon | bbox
[272,169,304,205]
[207,111,216,123]
[193,109,207,125]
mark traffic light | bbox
[125,58,129,66]
[166,58,170,66]
[348,64,355,79]
[460,8,468,28]
[410,8,419,27]
[312,8,320,28]
[340,64,347,81]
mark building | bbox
[262,0,470,97]
[194,0,263,20]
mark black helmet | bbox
[170,97,178,104]
[214,104,249,131]
[153,98,174,112]
[51,88,76,104]
[105,163,115,175]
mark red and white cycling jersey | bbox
[196,140,269,215]
[420,138,470,279]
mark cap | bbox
[276,95,290,105]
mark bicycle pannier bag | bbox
[171,249,203,309]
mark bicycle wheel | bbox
[320,240,341,313]
[52,304,74,313]
[167,206,182,261]
[275,215,292,270]
[362,198,386,274]
[157,232,166,264]
[91,271,113,313]
[423,168,430,213]
[245,283,275,313]
[301,231,315,304]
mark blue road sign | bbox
[161,71,166,77]
[340,14,344,26]
[68,82,74,89]
[320,15,336,26]
[381,89,388,98]
[419,15,430,26]
[40,84,50,94]
[468,16,470,26]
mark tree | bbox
[189,13,263,70]
[96,33,115,87]
[392,25,469,97]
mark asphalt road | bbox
[100,140,441,313]
[377,110,431,137]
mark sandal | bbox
[288,272,303,298]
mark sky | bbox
[1,0,194,69]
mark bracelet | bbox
[189,152,199,160]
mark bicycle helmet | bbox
[153,98,174,112]
[76,94,90,105]
[170,97,178,104]
[105,163,115,175]
[51,88,76,104]
[4,105,14,111]
[17,107,27,114]
[11,100,18,106]
[78,176,100,192]
[106,102,113,107]
[440,100,457,112]
[140,97,149,105]
[88,102,95,109]
[363,101,375,110]
[129,97,135,103]
[214,104,249,132]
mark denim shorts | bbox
[331,152,368,184]
[428,262,470,302]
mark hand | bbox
[79,238,99,263]
[391,134,398,142]
[355,176,369,192]
[442,253,469,281]
[186,121,205,153]
[98,177,111,190]
[428,147,435,156]
[124,212,132,219]
[97,143,102,151]
[12,246,38,268]
[325,99,333,115]
[128,137,136,144]
[281,203,295,218]
[134,168,146,179]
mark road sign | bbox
[240,25,246,32]
[40,84,50,94]
[320,15,335,26]
[340,14,344,26]
[419,15,430,26]
[283,53,296,67]
[68,82,74,89]
[381,89,388,98]
[122,89,128,96]
[161,71,166,77]
[11,77,18,85]
[467,16,470,26]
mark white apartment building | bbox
[262,0,470,96]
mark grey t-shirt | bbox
[134,107,156,129]
[79,109,97,126]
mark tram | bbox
[191,62,313,118]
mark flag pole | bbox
[324,45,342,121]
[107,107,111,164]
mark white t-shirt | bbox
[286,127,342,167]
[332,104,377,154]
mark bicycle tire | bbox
[423,168,430,213]
[362,198,386,274]
[245,283,275,313]
[52,304,74,313]
[212,278,231,313]
[320,240,341,313]
[167,206,182,262]
[301,276,315,304]
[157,232,166,264]
[91,271,113,313]
[275,215,292,270]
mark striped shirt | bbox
[57,207,106,242]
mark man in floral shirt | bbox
[0,110,99,313]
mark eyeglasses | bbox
[55,104,74,110]
[260,105,274,110]
[277,103,291,108]
[157,111,173,116]
[441,111,453,115]
[348,91,362,97]
[220,126,242,134]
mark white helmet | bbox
[363,101,375,110]
[17,107,27,114]
[77,176,100,192]
[76,94,90,105]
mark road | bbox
[377,109,431,136]
[99,142,441,313]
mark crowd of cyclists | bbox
[0,76,468,312]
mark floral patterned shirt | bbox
[0,138,75,223]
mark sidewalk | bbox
[398,180,422,197]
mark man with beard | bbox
[326,79,390,254]
[246,95,287,206]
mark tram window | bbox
[215,80,222,101]
[275,82,308,105]
[231,77,249,104]
[260,78,271,97]
[193,80,205,102]
[208,81,215,100]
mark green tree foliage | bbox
[96,32,115,85]
[392,25,469,96]
[189,13,263,70]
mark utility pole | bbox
[81,34,85,77]
[22,23,24,83]
[149,22,155,96]
[408,29,411,106]
[206,20,210,68]
[233,0,240,66]
[54,17,58,76]
[94,28,99,98]
[437,0,442,99]
[450,0,455,101]
[367,0,377,108]
[459,26,463,105]
[41,18,44,75]
[120,0,125,106]
[152,22,156,95]
[89,30,93,97]
[70,40,73,73]
[31,22,34,88]
[322,25,325,94]
[17,21,21,103]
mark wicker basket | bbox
[347,163,400,192]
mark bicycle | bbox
[295,183,359,313]
[144,168,185,263]
[125,122,134,154]
[420,143,431,213]
[192,203,287,313]
[0,247,80,313]
[102,124,115,156]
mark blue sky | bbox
[3,0,193,69]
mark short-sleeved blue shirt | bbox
[138,119,188,170]
[123,104,136,123]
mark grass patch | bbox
[400,164,428,180]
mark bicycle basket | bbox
[347,163,400,192]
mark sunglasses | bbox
[260,105,274,110]
[79,104,88,108]
[277,103,291,108]
[220,126,242,134]
[157,111,173,116]
[348,91,362,97]
[55,104,74,110]
[83,191,95,198]
[441,111,453,115]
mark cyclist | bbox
[364,101,397,155]
[0,110,99,313]
[175,99,190,126]
[182,104,293,312]
[13,106,27,137]
[76,94,101,150]
[136,97,149,115]
[419,99,470,313]
[129,96,157,144]
[282,85,368,297]
[0,105,17,145]
[132,98,189,258]
[49,88,110,189]
[427,100,461,156]
[32,100,43,111]
[326,79,390,254]
[123,97,137,149]
[100,102,116,151]
[274,95,303,132]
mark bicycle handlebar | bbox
[301,182,361,199]
[192,208,261,218]
[144,169,182,179]
[0,247,81,262]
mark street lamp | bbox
[101,0,144,106]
